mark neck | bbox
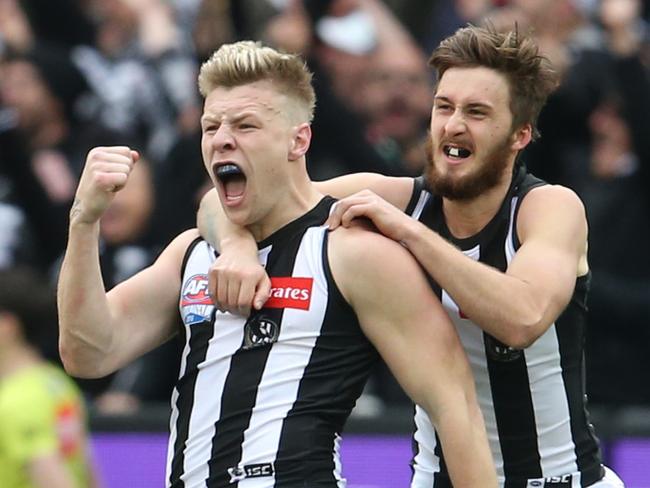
[247,175,324,242]
[442,165,515,239]
[0,344,41,379]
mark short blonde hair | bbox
[198,41,316,123]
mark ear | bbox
[511,123,532,151]
[288,123,312,161]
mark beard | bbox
[424,133,513,201]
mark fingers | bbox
[86,147,137,190]
[253,275,272,310]
[208,262,269,316]
[327,192,376,230]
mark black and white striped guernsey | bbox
[166,196,379,488]
[406,165,604,488]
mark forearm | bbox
[198,188,257,252]
[429,397,496,487]
[402,220,545,347]
[57,220,115,377]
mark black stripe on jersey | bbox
[170,318,216,487]
[169,237,214,487]
[404,176,427,215]
[481,234,542,484]
[273,231,379,487]
[489,347,542,487]
[555,273,604,487]
[432,431,450,488]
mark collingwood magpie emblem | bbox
[484,334,523,362]
[243,313,279,350]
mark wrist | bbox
[220,232,257,252]
[399,218,426,249]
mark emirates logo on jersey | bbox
[264,277,313,310]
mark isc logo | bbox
[527,473,572,487]
[228,462,274,482]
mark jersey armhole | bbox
[321,231,355,313]
[404,176,427,215]
[176,235,205,336]
[511,181,547,250]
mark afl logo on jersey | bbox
[484,334,523,362]
[181,274,212,306]
[243,313,279,350]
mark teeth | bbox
[215,163,242,178]
[445,145,471,158]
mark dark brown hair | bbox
[429,24,559,139]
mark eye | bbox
[202,124,218,134]
[434,103,452,112]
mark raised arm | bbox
[58,146,192,378]
[327,185,588,348]
[328,225,497,487]
[196,173,413,314]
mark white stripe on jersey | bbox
[505,203,579,477]
[411,191,431,221]
[411,404,440,487]
[332,434,345,487]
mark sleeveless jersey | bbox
[167,197,379,488]
[0,363,92,488]
[406,166,604,488]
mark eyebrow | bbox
[200,111,259,125]
[434,96,493,110]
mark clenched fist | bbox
[70,146,139,225]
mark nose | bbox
[211,125,236,152]
[443,109,467,137]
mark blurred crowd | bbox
[1,0,649,417]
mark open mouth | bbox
[443,144,472,160]
[214,163,246,202]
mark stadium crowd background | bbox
[1,0,650,480]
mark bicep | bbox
[331,231,468,409]
[106,230,196,366]
[508,187,588,316]
[315,173,413,210]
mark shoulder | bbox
[159,228,201,260]
[519,184,586,224]
[517,184,588,241]
[329,221,409,265]
[328,222,422,303]
[316,173,415,211]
